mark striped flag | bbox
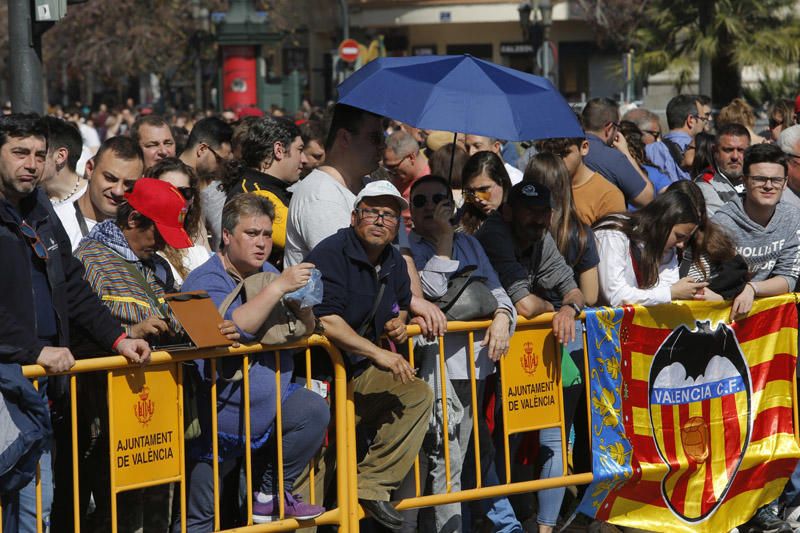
[578,296,800,532]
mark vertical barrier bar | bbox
[303,347,316,502]
[274,351,285,519]
[210,358,220,531]
[70,374,80,532]
[32,380,42,533]
[557,335,568,477]
[582,324,593,474]
[107,371,118,533]
[177,364,187,533]
[500,338,512,485]
[346,380,360,533]
[328,341,350,533]
[407,337,421,497]
[467,330,481,488]
[437,335,452,492]
[242,354,253,525]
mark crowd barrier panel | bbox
[11,335,350,533]
[9,306,796,532]
[384,315,594,522]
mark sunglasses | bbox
[642,129,661,140]
[463,184,494,202]
[20,222,48,260]
[177,186,195,202]
[412,193,448,208]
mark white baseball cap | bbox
[353,180,409,211]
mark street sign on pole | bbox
[338,39,360,63]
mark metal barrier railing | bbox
[12,335,350,533]
[387,315,594,520]
[7,314,593,533]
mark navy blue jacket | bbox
[306,227,411,361]
[0,363,51,493]
[0,189,123,364]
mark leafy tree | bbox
[577,0,800,106]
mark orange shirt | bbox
[572,171,626,226]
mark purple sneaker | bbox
[252,492,325,523]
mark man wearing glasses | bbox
[650,94,708,182]
[776,125,800,210]
[178,117,233,251]
[0,113,150,531]
[712,144,800,317]
[305,180,433,531]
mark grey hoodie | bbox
[711,196,800,288]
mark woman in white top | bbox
[147,157,213,286]
[594,188,711,307]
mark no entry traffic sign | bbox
[338,39,360,63]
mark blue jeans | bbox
[3,446,54,533]
[536,428,564,527]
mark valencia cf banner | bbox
[577,296,800,532]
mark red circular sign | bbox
[338,39,360,63]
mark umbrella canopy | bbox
[337,54,582,142]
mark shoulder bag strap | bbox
[357,278,388,338]
[73,201,90,237]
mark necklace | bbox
[59,176,82,203]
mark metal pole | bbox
[338,0,349,41]
[9,0,45,113]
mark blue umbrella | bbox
[337,54,582,142]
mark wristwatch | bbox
[567,302,583,315]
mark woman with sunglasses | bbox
[407,174,517,533]
[145,157,211,285]
[459,151,512,235]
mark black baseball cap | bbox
[508,181,553,209]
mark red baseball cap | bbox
[124,178,193,249]
[794,95,800,114]
[237,106,264,118]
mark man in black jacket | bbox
[0,113,150,531]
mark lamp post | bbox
[518,0,555,85]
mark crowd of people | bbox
[1,89,800,533]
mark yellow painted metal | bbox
[437,335,452,492]
[32,379,42,533]
[114,475,182,492]
[70,374,80,533]
[243,354,253,525]
[407,337,421,497]
[346,380,360,533]
[210,358,220,531]
[177,363,187,533]
[274,351,285,520]
[303,347,316,502]
[467,330,481,488]
[107,371,118,533]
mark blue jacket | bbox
[0,190,123,364]
[0,363,51,493]
[306,227,412,366]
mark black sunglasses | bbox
[177,186,195,202]
[412,193,448,208]
[20,222,48,260]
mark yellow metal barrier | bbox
[6,313,605,532]
[14,336,350,533]
[385,314,594,521]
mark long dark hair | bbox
[524,152,589,265]
[459,151,511,235]
[666,180,736,277]
[690,132,716,179]
[594,189,702,288]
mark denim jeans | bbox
[3,446,54,533]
